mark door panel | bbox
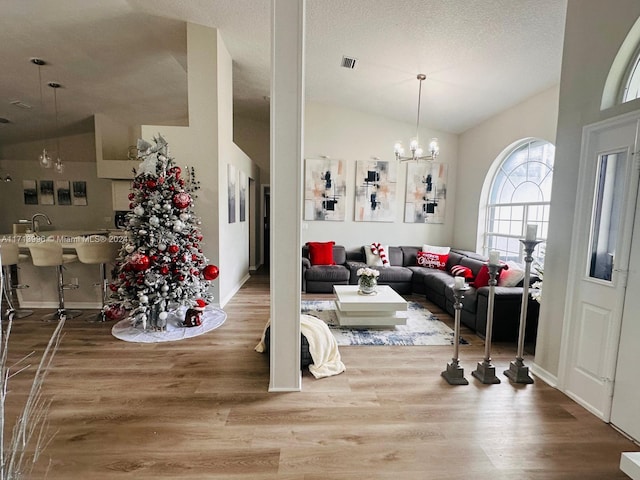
[611,175,640,442]
[561,116,639,420]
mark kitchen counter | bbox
[1,229,122,310]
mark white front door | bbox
[611,187,640,442]
[560,114,640,420]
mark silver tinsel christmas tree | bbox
[107,135,218,330]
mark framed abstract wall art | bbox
[354,159,397,222]
[404,161,447,223]
[304,157,346,221]
[228,164,236,224]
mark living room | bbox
[1,1,640,478]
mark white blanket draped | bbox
[255,314,346,379]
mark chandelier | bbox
[394,74,440,162]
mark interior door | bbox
[611,183,640,442]
[561,115,640,420]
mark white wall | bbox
[454,86,560,251]
[303,102,458,248]
[535,0,640,380]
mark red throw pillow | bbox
[307,241,335,266]
[450,265,474,279]
[417,250,448,270]
[472,264,504,288]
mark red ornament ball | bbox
[131,253,150,271]
[168,244,179,254]
[203,264,219,280]
[160,265,170,275]
[109,283,118,292]
[105,304,126,321]
[170,166,182,178]
[146,179,157,189]
[128,193,135,200]
[158,176,165,185]
[172,192,191,209]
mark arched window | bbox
[484,139,555,264]
[620,43,640,103]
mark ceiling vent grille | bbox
[340,56,357,69]
[10,100,32,110]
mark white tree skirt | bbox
[111,305,227,343]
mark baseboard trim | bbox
[19,301,101,309]
[621,452,640,480]
[530,362,558,388]
[219,273,251,308]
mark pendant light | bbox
[31,58,52,168]
[394,74,440,162]
[48,82,64,174]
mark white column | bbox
[269,0,304,391]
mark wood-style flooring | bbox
[2,270,638,479]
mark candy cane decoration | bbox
[370,243,389,266]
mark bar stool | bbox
[74,236,120,322]
[0,242,33,319]
[28,241,81,321]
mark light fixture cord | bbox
[415,77,423,143]
[38,65,46,150]
[53,87,60,160]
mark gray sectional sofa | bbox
[302,244,539,342]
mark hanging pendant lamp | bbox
[31,58,52,168]
[394,74,440,162]
[48,82,65,174]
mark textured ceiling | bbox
[0,0,567,148]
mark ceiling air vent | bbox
[0,118,10,123]
[340,56,357,69]
[10,100,32,110]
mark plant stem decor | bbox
[1,312,64,480]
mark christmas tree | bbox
[107,135,219,330]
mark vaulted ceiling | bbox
[0,0,567,148]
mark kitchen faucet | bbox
[31,213,52,234]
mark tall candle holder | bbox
[472,262,508,384]
[504,239,541,384]
[441,283,469,385]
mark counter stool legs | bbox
[2,265,33,319]
[43,265,81,322]
[89,262,109,323]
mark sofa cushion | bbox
[376,266,413,283]
[498,261,525,287]
[307,241,335,265]
[472,264,504,288]
[417,250,448,269]
[400,246,420,266]
[450,265,474,279]
[364,244,389,266]
[446,250,466,270]
[387,246,403,266]
[305,265,350,283]
[423,269,456,297]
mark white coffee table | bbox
[333,285,408,327]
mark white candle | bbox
[454,276,465,289]
[489,250,500,265]
[526,224,537,241]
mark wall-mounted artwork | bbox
[228,164,236,224]
[39,180,54,205]
[239,170,247,222]
[56,180,72,206]
[354,159,397,222]
[304,158,346,221]
[404,162,448,224]
[72,181,88,206]
[23,180,37,205]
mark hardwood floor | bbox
[2,271,638,479]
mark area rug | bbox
[111,306,227,343]
[301,300,468,346]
